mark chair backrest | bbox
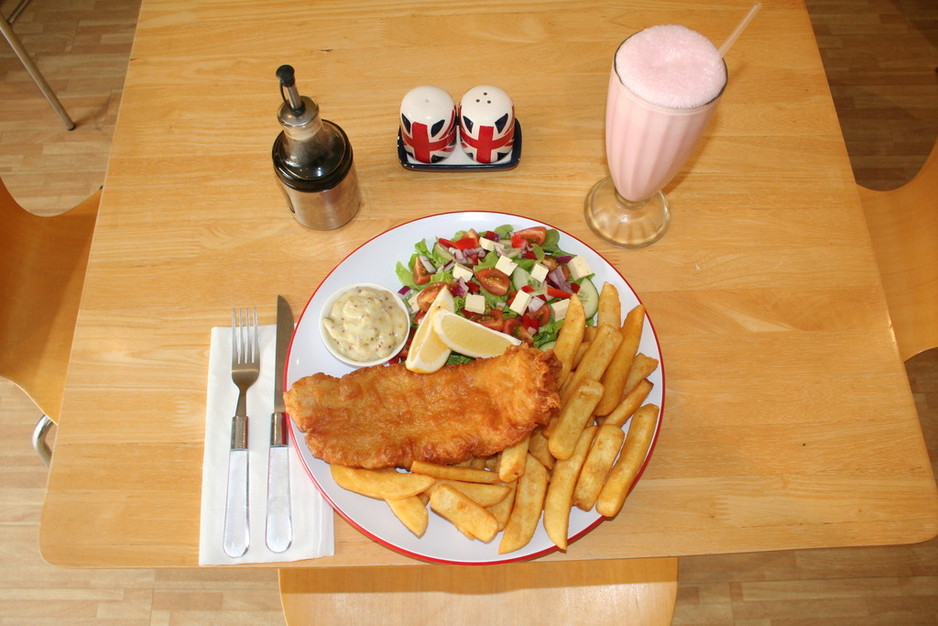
[279,557,678,625]
[858,139,938,362]
[0,177,99,422]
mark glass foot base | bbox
[584,177,670,248]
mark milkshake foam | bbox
[615,25,725,109]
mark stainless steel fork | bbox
[223,307,259,558]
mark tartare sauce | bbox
[322,286,409,363]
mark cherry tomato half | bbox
[416,281,448,312]
[471,309,504,331]
[474,267,511,296]
[512,227,547,246]
[503,318,534,345]
[413,257,432,285]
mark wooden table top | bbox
[39,0,938,568]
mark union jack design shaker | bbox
[400,86,458,163]
[459,85,515,164]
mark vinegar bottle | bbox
[272,65,361,229]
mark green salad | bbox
[394,224,599,364]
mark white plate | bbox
[285,211,665,564]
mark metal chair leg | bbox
[0,14,76,130]
[6,0,32,24]
[32,414,54,467]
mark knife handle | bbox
[265,443,293,553]
[223,448,250,558]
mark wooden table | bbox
[40,0,938,568]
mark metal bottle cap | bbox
[276,65,320,128]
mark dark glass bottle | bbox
[272,65,361,229]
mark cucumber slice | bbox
[538,340,556,351]
[576,277,600,320]
[511,265,549,298]
[433,242,454,262]
[511,266,530,291]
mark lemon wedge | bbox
[432,310,522,359]
[405,286,455,373]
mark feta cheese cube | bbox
[452,263,473,282]
[479,237,497,251]
[407,293,420,312]
[530,262,549,283]
[509,290,532,315]
[550,298,570,321]
[567,255,592,280]
[494,255,518,276]
[464,293,486,314]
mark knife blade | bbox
[265,295,294,552]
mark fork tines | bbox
[231,308,258,364]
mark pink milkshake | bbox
[586,25,726,248]
[608,25,725,201]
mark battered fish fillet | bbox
[285,345,561,469]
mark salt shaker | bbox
[272,65,361,230]
[399,85,458,164]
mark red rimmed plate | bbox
[285,211,665,564]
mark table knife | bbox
[265,295,294,552]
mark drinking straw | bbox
[718,2,762,57]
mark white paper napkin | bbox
[199,324,334,565]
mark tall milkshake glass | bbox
[585,25,726,248]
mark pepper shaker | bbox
[459,85,515,164]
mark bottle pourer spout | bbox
[277,64,305,115]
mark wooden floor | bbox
[1,0,936,623]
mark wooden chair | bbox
[279,557,678,625]
[857,138,938,361]
[0,176,99,465]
